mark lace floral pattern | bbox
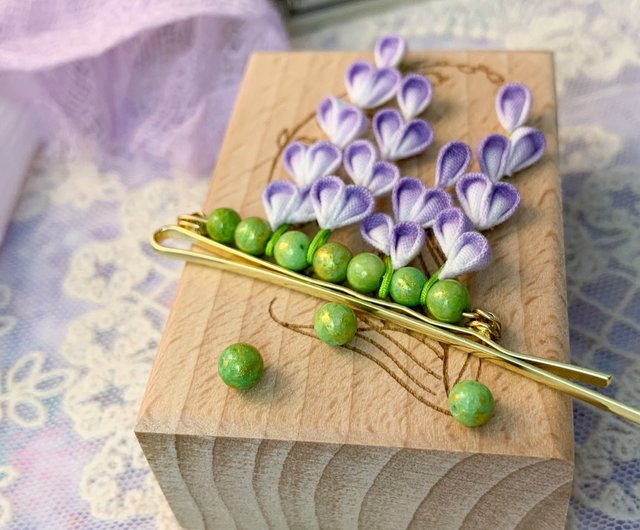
[0,1,639,529]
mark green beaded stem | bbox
[265,224,291,257]
[419,265,444,307]
[377,255,394,299]
[306,228,332,265]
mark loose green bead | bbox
[234,217,272,256]
[389,267,426,306]
[425,279,471,323]
[218,343,264,390]
[347,252,386,293]
[273,230,310,271]
[314,302,357,346]
[206,207,241,244]
[448,380,495,427]
[312,242,352,283]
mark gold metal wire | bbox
[150,215,640,426]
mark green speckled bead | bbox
[389,267,426,306]
[314,302,357,346]
[206,207,241,244]
[218,343,264,390]
[347,252,386,293]
[448,380,495,427]
[273,230,310,271]
[312,242,352,283]
[425,279,471,323]
[234,217,272,256]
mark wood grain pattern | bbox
[136,51,574,529]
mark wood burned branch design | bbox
[268,298,483,415]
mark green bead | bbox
[347,252,386,293]
[218,343,264,390]
[206,207,241,244]
[273,231,310,271]
[314,302,357,346]
[234,217,272,255]
[448,380,495,427]
[312,242,352,283]
[425,279,471,323]
[389,267,426,306]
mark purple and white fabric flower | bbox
[316,97,368,149]
[477,133,510,182]
[435,141,472,188]
[456,173,521,230]
[345,61,400,109]
[262,180,315,231]
[283,140,342,189]
[392,177,453,228]
[372,109,434,161]
[360,213,425,269]
[310,176,375,230]
[439,231,492,280]
[496,83,532,133]
[505,127,546,176]
[433,207,473,256]
[374,34,406,68]
[343,140,399,196]
[397,73,432,120]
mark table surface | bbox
[1,1,639,529]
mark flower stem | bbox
[377,255,394,299]
[265,224,291,257]
[306,228,331,265]
[420,265,444,307]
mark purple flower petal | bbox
[283,141,342,189]
[373,109,433,161]
[433,207,474,256]
[310,176,375,230]
[435,141,472,188]
[390,222,425,269]
[368,161,399,196]
[263,181,315,230]
[477,134,510,182]
[316,96,368,148]
[374,34,406,68]
[397,73,432,120]
[344,140,377,184]
[440,231,492,279]
[392,177,453,228]
[456,173,521,230]
[506,127,546,175]
[496,83,532,133]
[360,212,393,254]
[345,61,400,109]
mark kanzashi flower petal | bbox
[506,126,546,175]
[439,231,492,279]
[390,222,425,269]
[456,173,521,230]
[344,140,377,184]
[282,141,342,189]
[374,34,406,68]
[435,141,472,188]
[477,134,510,182]
[316,96,368,148]
[496,83,532,133]
[433,207,474,256]
[360,212,393,254]
[263,180,315,230]
[392,177,453,227]
[368,161,399,196]
[397,73,432,120]
[345,61,400,109]
[311,176,375,230]
[373,109,433,161]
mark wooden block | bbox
[136,51,574,529]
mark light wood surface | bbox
[136,51,574,529]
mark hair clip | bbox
[152,35,640,428]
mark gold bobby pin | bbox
[151,213,640,426]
